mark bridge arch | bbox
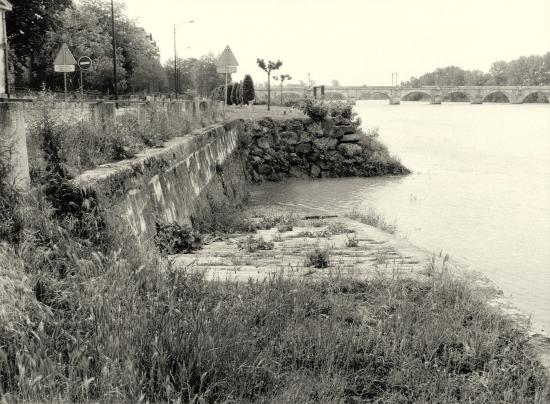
[522,91,550,103]
[483,91,511,103]
[400,90,433,102]
[443,91,471,102]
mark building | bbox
[0,0,12,97]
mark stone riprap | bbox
[242,117,409,182]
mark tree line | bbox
[403,52,550,87]
[5,0,229,97]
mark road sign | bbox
[217,66,237,74]
[78,56,93,70]
[54,43,77,66]
[54,65,76,73]
[216,45,238,67]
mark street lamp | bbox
[174,20,194,99]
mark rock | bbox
[257,164,272,175]
[313,137,338,150]
[252,156,263,164]
[310,164,321,178]
[320,170,331,178]
[286,120,304,132]
[280,131,299,145]
[329,127,344,139]
[249,146,264,156]
[327,150,343,161]
[298,131,312,143]
[336,125,355,134]
[340,134,362,143]
[289,166,307,178]
[337,143,362,157]
[295,143,312,154]
[257,135,272,149]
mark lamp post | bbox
[173,20,194,99]
[110,0,118,102]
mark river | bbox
[251,100,550,334]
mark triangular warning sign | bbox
[54,43,77,66]
[216,46,239,67]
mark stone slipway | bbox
[171,204,550,374]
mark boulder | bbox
[310,164,321,178]
[289,166,307,178]
[257,164,273,175]
[313,137,338,150]
[340,134,362,143]
[257,135,272,149]
[249,146,264,157]
[337,143,362,157]
[295,143,312,154]
[280,131,299,145]
[298,131,313,143]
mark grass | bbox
[305,246,332,268]
[347,208,398,234]
[236,235,275,252]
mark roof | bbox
[0,0,12,11]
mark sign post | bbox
[216,46,239,111]
[54,44,77,100]
[77,56,93,96]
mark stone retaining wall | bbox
[242,117,409,182]
[74,120,248,241]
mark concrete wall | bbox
[74,120,248,241]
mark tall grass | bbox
[347,208,398,234]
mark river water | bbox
[251,100,550,334]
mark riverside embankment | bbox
[1,100,549,402]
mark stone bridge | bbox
[255,85,550,105]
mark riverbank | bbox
[1,104,549,401]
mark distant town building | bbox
[0,0,12,97]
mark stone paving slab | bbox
[171,215,433,282]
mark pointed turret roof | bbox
[0,0,13,11]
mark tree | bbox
[6,0,73,87]
[226,83,233,105]
[273,74,291,106]
[231,82,240,105]
[242,74,255,105]
[331,79,340,87]
[256,58,282,110]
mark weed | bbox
[327,221,353,235]
[345,234,359,247]
[346,209,398,234]
[236,235,274,252]
[305,246,331,268]
[155,222,202,254]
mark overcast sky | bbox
[123,0,550,86]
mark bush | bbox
[231,82,240,105]
[345,234,359,247]
[242,74,255,104]
[237,235,274,252]
[226,84,234,105]
[155,222,202,254]
[305,246,331,268]
[299,98,329,122]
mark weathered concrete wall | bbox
[74,120,248,241]
[0,103,30,190]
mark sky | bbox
[123,0,550,86]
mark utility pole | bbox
[174,24,178,99]
[392,73,395,87]
[110,0,118,102]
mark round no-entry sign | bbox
[78,56,93,70]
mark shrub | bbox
[305,246,331,268]
[345,234,359,247]
[231,82,240,105]
[242,74,255,104]
[328,100,354,119]
[226,84,234,105]
[154,222,202,254]
[299,98,329,122]
[237,235,274,252]
[0,159,23,244]
[327,221,353,235]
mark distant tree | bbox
[331,79,340,87]
[231,82,240,105]
[242,74,255,104]
[226,83,233,105]
[256,58,282,110]
[273,74,291,106]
